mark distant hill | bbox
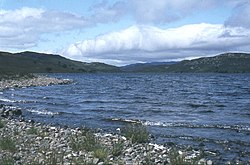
[166,53,250,73]
[0,51,119,74]
[121,62,178,72]
[122,53,250,73]
[1,51,250,74]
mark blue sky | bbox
[1,0,250,66]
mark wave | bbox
[143,121,250,132]
[0,98,37,104]
[198,110,215,113]
[105,118,250,133]
[187,103,208,108]
[0,98,16,103]
[27,109,59,116]
[105,118,141,124]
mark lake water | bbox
[1,73,250,163]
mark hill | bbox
[121,62,177,72]
[166,53,250,73]
[1,51,250,74]
[122,53,250,73]
[0,51,119,74]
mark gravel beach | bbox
[0,75,72,91]
[0,117,215,165]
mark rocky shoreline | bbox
[0,74,72,91]
[0,117,215,165]
[0,74,247,164]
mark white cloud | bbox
[90,0,127,23]
[225,1,250,28]
[87,0,220,24]
[0,7,90,49]
[1,0,250,63]
[129,0,217,23]
[63,23,250,66]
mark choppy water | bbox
[1,73,250,163]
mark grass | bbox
[44,150,65,165]
[70,130,111,163]
[0,155,15,165]
[94,146,109,162]
[169,148,187,165]
[111,141,124,157]
[169,147,203,165]
[0,119,5,128]
[0,136,16,152]
[70,130,98,152]
[26,126,38,135]
[122,123,149,143]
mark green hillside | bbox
[1,51,250,74]
[121,53,250,73]
[0,51,119,74]
[166,53,250,73]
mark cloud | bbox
[0,7,90,49]
[88,0,219,24]
[90,0,127,23]
[129,0,217,24]
[63,23,250,66]
[225,1,250,28]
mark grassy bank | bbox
[0,117,212,165]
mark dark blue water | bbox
[1,73,250,162]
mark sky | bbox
[1,0,250,66]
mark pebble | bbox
[207,160,213,165]
[93,158,99,164]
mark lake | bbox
[1,73,250,163]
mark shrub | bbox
[122,123,149,143]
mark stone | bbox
[198,158,206,165]
[207,160,213,165]
[125,148,133,154]
[93,158,99,164]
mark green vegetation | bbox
[26,126,38,135]
[94,147,109,162]
[169,147,204,165]
[0,119,5,128]
[1,51,250,74]
[44,149,65,165]
[111,141,124,156]
[0,51,119,74]
[121,53,250,73]
[122,123,149,143]
[0,136,16,152]
[70,131,98,152]
[69,130,110,163]
[165,53,250,73]
[0,155,15,165]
